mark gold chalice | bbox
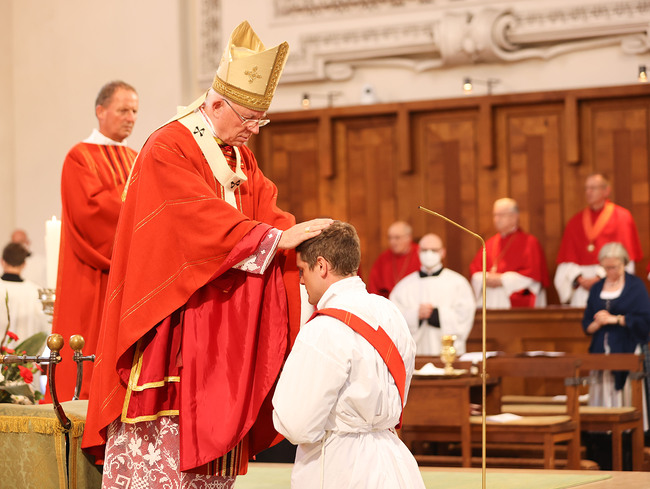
[441,334,457,375]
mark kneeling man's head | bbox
[296,221,360,305]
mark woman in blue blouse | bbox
[582,242,650,405]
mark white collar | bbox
[83,129,127,146]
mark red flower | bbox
[1,347,15,354]
[6,331,19,341]
[18,365,33,384]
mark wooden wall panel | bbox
[411,110,479,276]
[254,121,321,223]
[494,105,564,303]
[252,84,650,302]
[334,115,399,278]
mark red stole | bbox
[582,201,615,252]
[310,308,406,427]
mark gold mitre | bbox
[212,21,289,112]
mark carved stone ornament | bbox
[271,0,650,83]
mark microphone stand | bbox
[419,206,487,489]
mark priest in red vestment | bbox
[554,173,642,307]
[368,221,420,298]
[49,81,139,402]
[470,198,550,309]
[82,21,331,489]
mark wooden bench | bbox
[502,353,645,471]
[403,356,583,469]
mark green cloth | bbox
[0,400,101,489]
[234,465,612,489]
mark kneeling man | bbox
[272,221,425,489]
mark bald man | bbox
[367,221,420,298]
[555,174,642,307]
[469,198,550,309]
[390,233,475,355]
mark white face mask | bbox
[419,250,441,270]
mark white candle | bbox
[45,216,61,289]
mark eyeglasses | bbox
[222,98,270,128]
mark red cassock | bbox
[556,201,642,265]
[367,243,420,298]
[469,228,550,307]
[81,121,300,475]
[51,143,136,401]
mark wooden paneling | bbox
[335,115,399,277]
[411,110,479,275]
[252,84,650,299]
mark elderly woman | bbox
[582,242,650,407]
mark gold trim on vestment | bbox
[121,338,181,424]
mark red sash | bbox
[310,307,407,427]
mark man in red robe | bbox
[470,198,550,309]
[50,80,139,401]
[554,173,642,306]
[82,21,331,488]
[367,221,420,298]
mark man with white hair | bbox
[84,21,331,488]
[470,198,549,309]
[390,233,475,355]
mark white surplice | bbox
[470,270,547,309]
[272,276,425,489]
[389,268,476,355]
[553,261,635,307]
[0,278,50,343]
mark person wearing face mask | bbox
[469,198,550,309]
[389,233,475,355]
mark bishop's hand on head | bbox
[278,218,334,250]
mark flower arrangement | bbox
[0,292,47,404]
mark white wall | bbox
[3,0,648,259]
[0,1,15,240]
[3,0,186,256]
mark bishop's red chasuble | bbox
[82,121,300,475]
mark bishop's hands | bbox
[278,218,334,250]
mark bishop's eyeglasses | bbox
[222,98,270,128]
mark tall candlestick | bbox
[45,216,61,289]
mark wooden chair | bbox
[502,353,645,470]
[468,356,583,470]
[401,359,493,467]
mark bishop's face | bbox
[211,98,265,147]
